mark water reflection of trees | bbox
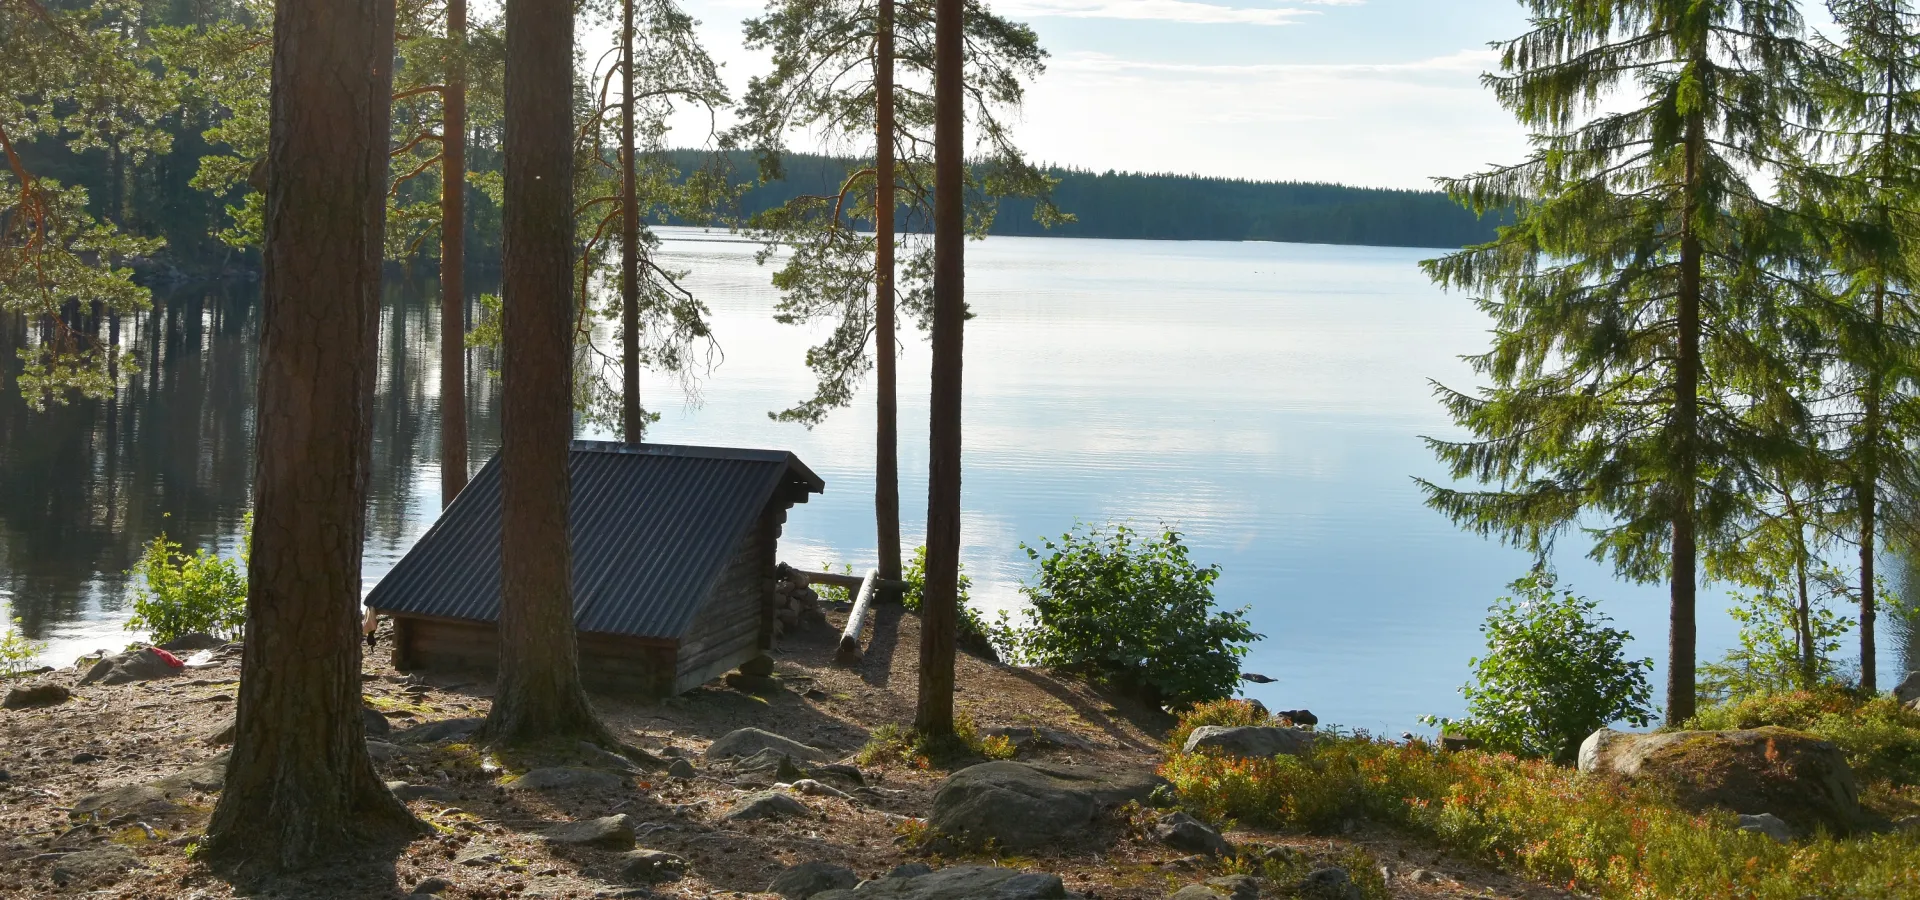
[0,278,498,638]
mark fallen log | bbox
[835,569,881,665]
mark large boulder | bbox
[929,761,1163,852]
[51,846,143,885]
[1895,672,1920,706]
[725,790,813,821]
[1579,727,1864,832]
[811,865,1079,900]
[541,814,638,850]
[1181,725,1314,759]
[1153,811,1231,856]
[768,861,858,899]
[80,647,183,686]
[3,682,72,709]
[705,727,830,763]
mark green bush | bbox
[1685,688,1920,788]
[1165,697,1273,751]
[1425,573,1654,762]
[125,517,250,644]
[1000,524,1258,708]
[1,617,45,676]
[899,545,998,661]
[1699,576,1854,701]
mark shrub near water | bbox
[124,516,250,644]
[1,617,45,676]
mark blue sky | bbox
[657,0,1539,189]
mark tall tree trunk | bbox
[874,0,901,596]
[440,0,470,507]
[484,0,609,745]
[915,0,963,739]
[202,0,423,870]
[620,0,642,443]
[1668,104,1703,725]
[1860,286,1884,695]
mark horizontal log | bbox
[791,569,909,593]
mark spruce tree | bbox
[1787,0,1920,695]
[1422,0,1817,723]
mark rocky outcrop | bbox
[726,790,813,820]
[705,727,831,763]
[1181,725,1314,759]
[1153,811,1232,856]
[2,682,72,709]
[769,860,858,899]
[51,846,143,885]
[1579,727,1865,832]
[80,647,183,686]
[1896,672,1920,707]
[811,865,1080,900]
[929,761,1163,852]
[540,814,638,850]
[1298,867,1361,900]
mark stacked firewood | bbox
[771,565,830,637]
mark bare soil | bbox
[0,604,1577,900]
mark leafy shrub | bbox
[1,617,45,676]
[1685,688,1920,788]
[899,545,999,661]
[856,712,1012,768]
[1700,576,1854,701]
[1000,524,1258,708]
[1425,573,1653,762]
[125,517,250,644]
[1166,698,1272,751]
[1162,733,1920,899]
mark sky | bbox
[646,0,1539,191]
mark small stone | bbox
[768,860,857,899]
[620,848,687,884]
[1205,875,1259,900]
[71,752,104,764]
[51,846,142,885]
[810,763,864,785]
[704,727,830,762]
[886,862,932,879]
[507,767,625,793]
[738,654,776,677]
[804,688,830,701]
[542,814,638,850]
[385,780,457,802]
[578,740,642,773]
[1406,869,1443,885]
[3,682,72,709]
[1299,867,1361,900]
[71,784,172,817]
[205,721,236,746]
[363,706,392,736]
[735,748,810,782]
[667,758,696,779]
[725,790,812,821]
[366,740,403,761]
[792,778,853,800]
[455,845,502,866]
[995,873,1069,899]
[411,876,454,894]
[725,672,780,694]
[1153,811,1232,856]
[1165,887,1225,900]
[1738,813,1795,843]
[393,717,484,744]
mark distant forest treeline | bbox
[684,151,1504,249]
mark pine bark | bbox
[1860,286,1883,695]
[874,0,902,597]
[1668,105,1704,725]
[440,0,470,506]
[201,0,423,870]
[620,0,642,443]
[483,0,608,745]
[915,0,963,738]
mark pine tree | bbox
[1787,0,1920,695]
[1421,0,1818,723]
[730,0,1063,596]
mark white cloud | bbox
[996,0,1362,27]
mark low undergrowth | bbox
[857,713,1018,769]
[1682,688,1920,797]
[1162,731,1920,899]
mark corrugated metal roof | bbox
[365,441,825,640]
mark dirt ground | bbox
[0,602,1579,900]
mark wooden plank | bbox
[794,569,909,593]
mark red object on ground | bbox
[147,647,185,668]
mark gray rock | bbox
[930,761,1163,852]
[733,748,810,782]
[455,844,502,866]
[1738,813,1795,843]
[887,863,933,879]
[1895,671,1920,705]
[738,654,776,677]
[385,780,458,802]
[725,672,781,694]
[363,706,392,736]
[366,740,403,761]
[768,860,858,899]
[620,848,687,883]
[1165,888,1224,900]
[578,740,642,773]
[205,720,236,746]
[1299,867,1361,900]
[725,790,813,820]
[71,784,172,817]
[394,717,484,744]
[151,752,229,793]
[1153,811,1231,856]
[704,727,829,763]
[1205,875,1259,900]
[542,814,638,849]
[811,762,865,785]
[51,846,142,885]
[1181,725,1314,759]
[80,647,182,686]
[3,682,72,709]
[1405,869,1443,885]
[667,758,696,779]
[159,632,224,652]
[507,767,625,793]
[812,866,1077,900]
[982,726,1096,752]
[1580,727,1864,832]
[411,876,454,895]
[792,778,853,800]
[1896,815,1920,832]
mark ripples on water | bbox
[1,228,1911,731]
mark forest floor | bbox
[0,603,1579,900]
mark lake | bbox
[1,228,1911,733]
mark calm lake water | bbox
[2,228,1912,733]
